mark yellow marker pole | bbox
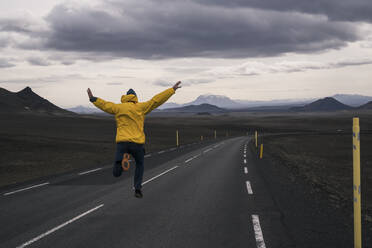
[176,130,179,147]
[255,131,258,148]
[353,117,362,248]
[259,144,263,159]
[201,135,203,141]
[214,130,217,139]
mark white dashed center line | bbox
[244,159,247,164]
[16,204,104,248]
[203,148,213,153]
[144,154,151,158]
[78,168,102,176]
[252,215,266,248]
[142,166,179,185]
[244,167,248,174]
[246,181,253,194]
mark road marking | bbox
[16,204,104,248]
[158,150,165,154]
[244,154,246,158]
[244,167,248,174]
[142,166,179,185]
[203,148,213,153]
[78,168,102,176]
[185,157,195,163]
[246,181,253,194]
[185,154,201,163]
[252,215,266,248]
[144,154,151,158]
[4,182,50,196]
[244,159,247,164]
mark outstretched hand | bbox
[87,88,93,99]
[173,81,182,91]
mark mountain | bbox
[67,105,100,114]
[291,97,353,112]
[163,103,226,113]
[0,86,73,115]
[187,95,242,109]
[160,94,313,110]
[158,102,183,109]
[332,94,372,107]
[357,101,372,110]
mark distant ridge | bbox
[332,94,372,107]
[358,101,372,110]
[291,97,353,112]
[162,103,226,113]
[0,86,73,115]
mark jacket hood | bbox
[121,94,138,103]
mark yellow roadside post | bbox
[214,130,217,139]
[201,135,204,141]
[255,131,258,148]
[259,144,264,159]
[176,130,179,147]
[353,117,362,248]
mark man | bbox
[87,81,182,198]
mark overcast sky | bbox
[0,0,372,107]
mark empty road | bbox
[0,137,354,247]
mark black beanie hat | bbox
[126,89,137,96]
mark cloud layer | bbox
[0,0,368,60]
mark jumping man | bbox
[87,82,182,198]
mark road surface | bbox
[0,137,353,247]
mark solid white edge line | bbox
[142,166,179,185]
[78,168,102,176]
[144,154,151,158]
[252,215,266,248]
[158,150,165,154]
[246,181,253,194]
[4,182,50,196]
[16,204,104,248]
[244,167,248,174]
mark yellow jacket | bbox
[92,88,175,144]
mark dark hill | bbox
[163,103,226,113]
[0,86,73,115]
[291,97,353,112]
[358,101,372,110]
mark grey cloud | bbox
[0,58,15,68]
[27,56,52,66]
[0,74,86,84]
[191,0,372,22]
[206,58,372,77]
[106,82,124,85]
[39,1,361,59]
[153,78,212,87]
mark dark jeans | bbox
[113,142,145,190]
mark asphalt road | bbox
[0,136,352,248]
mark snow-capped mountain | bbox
[331,94,372,107]
[187,95,242,108]
[67,105,100,114]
